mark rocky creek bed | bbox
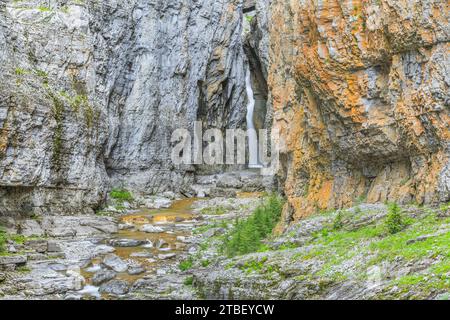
[0,195,449,300]
[0,195,263,299]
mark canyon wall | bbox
[0,0,448,221]
[0,0,248,215]
[268,0,449,222]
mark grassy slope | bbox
[193,200,449,299]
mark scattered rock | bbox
[108,239,146,247]
[141,241,154,248]
[102,254,128,273]
[20,220,44,237]
[130,252,153,258]
[155,239,169,249]
[0,255,27,267]
[118,223,134,230]
[27,253,48,261]
[25,239,48,253]
[128,266,145,275]
[156,268,167,275]
[92,245,116,256]
[99,280,130,295]
[143,197,172,209]
[203,227,225,238]
[175,242,187,250]
[140,225,164,233]
[92,270,116,286]
[85,264,102,273]
[407,229,449,245]
[49,263,67,272]
[47,240,62,253]
[157,253,176,260]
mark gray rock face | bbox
[99,280,130,296]
[108,239,146,247]
[102,254,128,273]
[0,255,27,267]
[0,0,249,214]
[91,269,116,286]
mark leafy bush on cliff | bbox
[222,194,284,257]
[110,188,133,203]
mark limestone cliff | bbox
[268,0,449,222]
[0,0,448,221]
[0,0,248,215]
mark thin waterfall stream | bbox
[245,66,262,168]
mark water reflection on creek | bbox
[81,198,198,288]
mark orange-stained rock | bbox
[267,0,449,226]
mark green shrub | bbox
[221,194,284,257]
[201,259,210,267]
[0,228,6,254]
[385,203,404,234]
[9,234,26,244]
[333,211,344,230]
[239,257,268,274]
[179,258,193,271]
[14,67,27,76]
[184,276,193,286]
[110,188,133,202]
[245,15,254,24]
[37,6,51,12]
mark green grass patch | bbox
[245,15,254,24]
[184,276,193,286]
[201,206,226,215]
[179,258,193,271]
[221,194,284,257]
[37,6,52,12]
[201,259,211,267]
[110,188,133,203]
[238,257,268,274]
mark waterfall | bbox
[245,66,262,168]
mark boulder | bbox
[92,270,116,286]
[143,197,172,209]
[108,239,146,247]
[130,252,153,258]
[47,240,62,253]
[102,254,128,273]
[99,280,130,295]
[140,225,164,233]
[128,266,145,275]
[157,253,176,260]
[25,239,48,253]
[155,238,169,249]
[20,220,44,237]
[0,255,27,266]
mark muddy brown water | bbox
[81,198,198,288]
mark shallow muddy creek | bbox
[80,198,199,297]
